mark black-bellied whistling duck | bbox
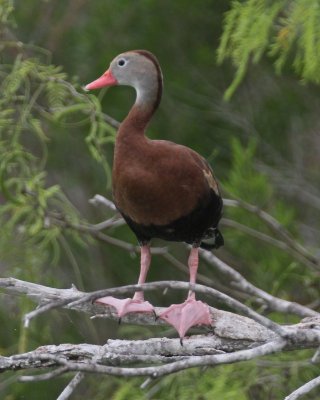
[85,50,223,338]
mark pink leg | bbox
[188,246,199,299]
[95,244,154,317]
[159,246,211,339]
[132,245,151,301]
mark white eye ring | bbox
[117,58,127,67]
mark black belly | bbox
[120,189,223,247]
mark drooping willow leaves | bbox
[0,2,116,260]
[218,0,320,99]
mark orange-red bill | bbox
[85,69,118,90]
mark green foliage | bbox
[108,366,248,400]
[0,0,14,26]
[85,94,116,186]
[224,138,272,205]
[218,0,320,99]
[270,0,320,80]
[0,21,116,268]
[0,57,72,261]
[155,367,248,400]
[107,357,319,400]
[222,138,315,304]
[0,5,118,383]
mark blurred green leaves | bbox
[218,0,320,99]
[0,0,14,26]
[0,9,115,267]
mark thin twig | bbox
[89,194,117,210]
[284,375,320,400]
[311,347,320,364]
[223,198,319,270]
[19,366,68,382]
[50,214,167,255]
[57,372,85,400]
[200,251,319,318]
[23,299,75,328]
[91,217,125,230]
[221,218,319,271]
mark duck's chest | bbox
[112,139,201,226]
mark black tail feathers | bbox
[200,228,224,250]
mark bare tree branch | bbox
[89,194,118,210]
[221,217,293,249]
[1,318,319,378]
[311,347,320,363]
[56,372,85,400]
[0,277,286,336]
[200,251,319,318]
[284,375,320,400]
[2,329,319,382]
[223,198,319,270]
[3,340,287,379]
[220,218,319,271]
[19,366,69,382]
[0,276,319,399]
[1,277,319,352]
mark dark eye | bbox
[118,59,126,67]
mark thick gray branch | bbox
[2,339,286,379]
[0,277,275,341]
[1,323,319,376]
[1,275,319,398]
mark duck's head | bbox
[85,50,162,107]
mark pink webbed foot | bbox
[95,245,154,319]
[96,296,154,318]
[159,297,212,339]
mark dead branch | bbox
[0,277,279,337]
[1,333,319,380]
[200,251,319,318]
[56,372,85,400]
[223,198,319,270]
[285,375,320,400]
[1,276,320,400]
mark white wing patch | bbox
[203,169,220,196]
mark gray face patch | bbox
[110,52,160,108]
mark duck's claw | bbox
[95,296,154,318]
[158,298,212,339]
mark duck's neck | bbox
[118,65,162,138]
